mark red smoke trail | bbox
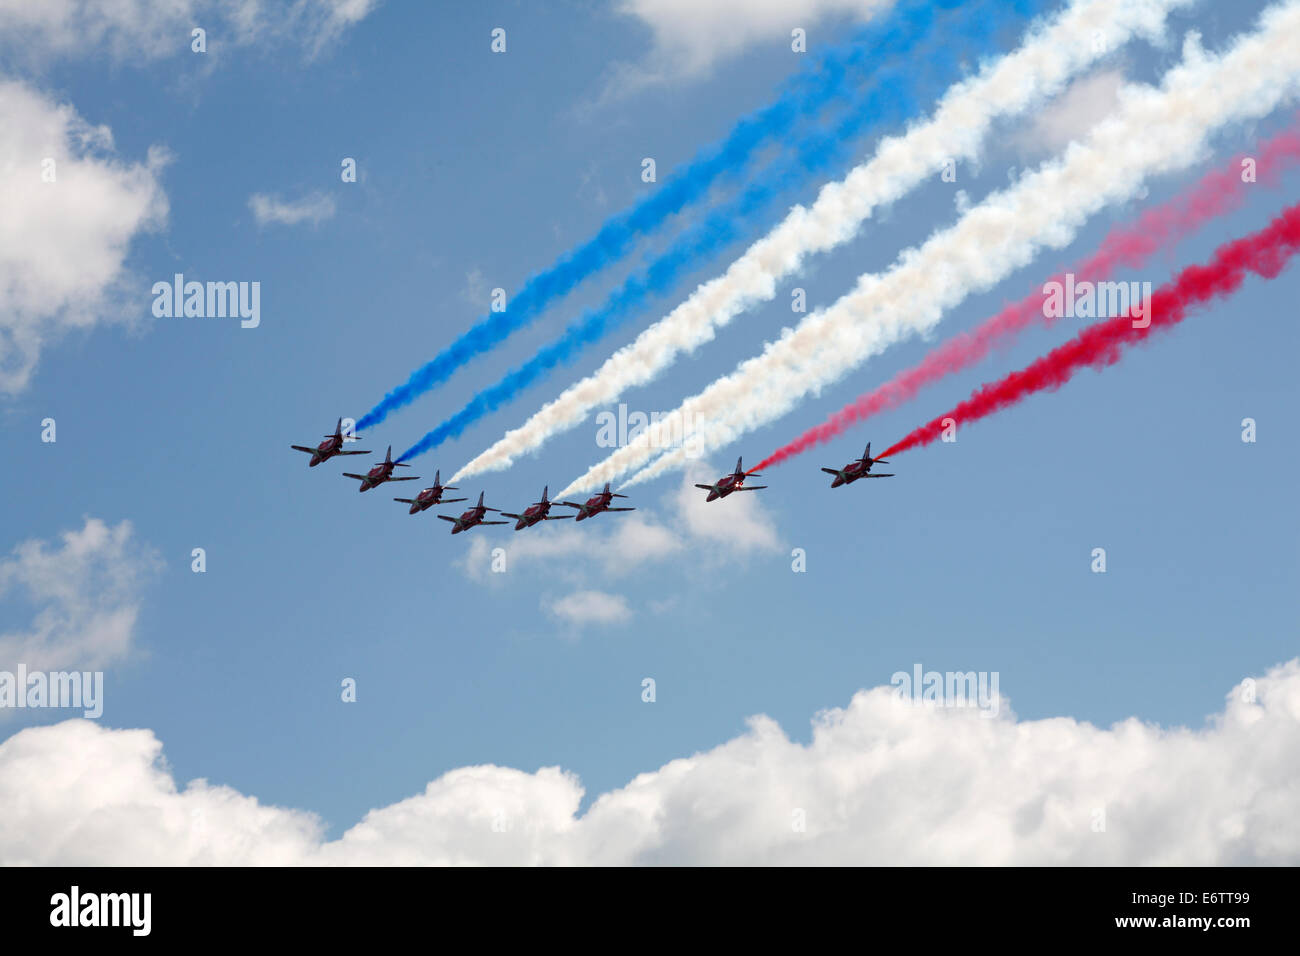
[749,120,1300,474]
[877,199,1300,460]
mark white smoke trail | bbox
[566,0,1300,495]
[454,0,1195,484]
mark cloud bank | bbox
[1,658,1296,864]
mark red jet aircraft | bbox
[291,418,371,467]
[695,456,767,502]
[343,446,421,492]
[437,492,510,534]
[393,470,467,515]
[557,483,636,522]
[500,486,574,530]
[821,442,894,487]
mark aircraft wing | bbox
[866,473,895,478]
[393,498,417,504]
[436,515,458,523]
[388,475,421,481]
[480,520,510,525]
[441,497,467,504]
[337,449,371,455]
[694,484,716,492]
[342,473,367,480]
[607,507,636,512]
[819,468,841,476]
[291,445,316,454]
[544,514,574,520]
[500,512,523,520]
[555,501,583,508]
[736,485,767,491]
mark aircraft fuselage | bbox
[308,435,343,466]
[704,473,744,501]
[514,502,549,529]
[450,505,488,534]
[358,462,397,492]
[407,487,445,513]
[574,493,613,521]
[833,461,870,487]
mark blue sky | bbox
[1,0,1298,863]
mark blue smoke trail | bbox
[398,0,1046,462]
[359,0,974,432]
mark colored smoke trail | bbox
[396,0,1041,463]
[598,0,1300,497]
[466,0,1198,487]
[751,121,1300,473]
[355,0,950,433]
[879,199,1300,460]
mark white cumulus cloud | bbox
[0,518,160,672]
[0,80,169,393]
[674,459,782,554]
[545,590,633,627]
[2,659,1298,864]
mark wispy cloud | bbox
[456,465,778,589]
[545,590,633,628]
[1011,67,1126,157]
[0,518,160,673]
[0,0,379,67]
[613,0,892,87]
[249,191,337,228]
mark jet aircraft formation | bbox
[292,422,895,535]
